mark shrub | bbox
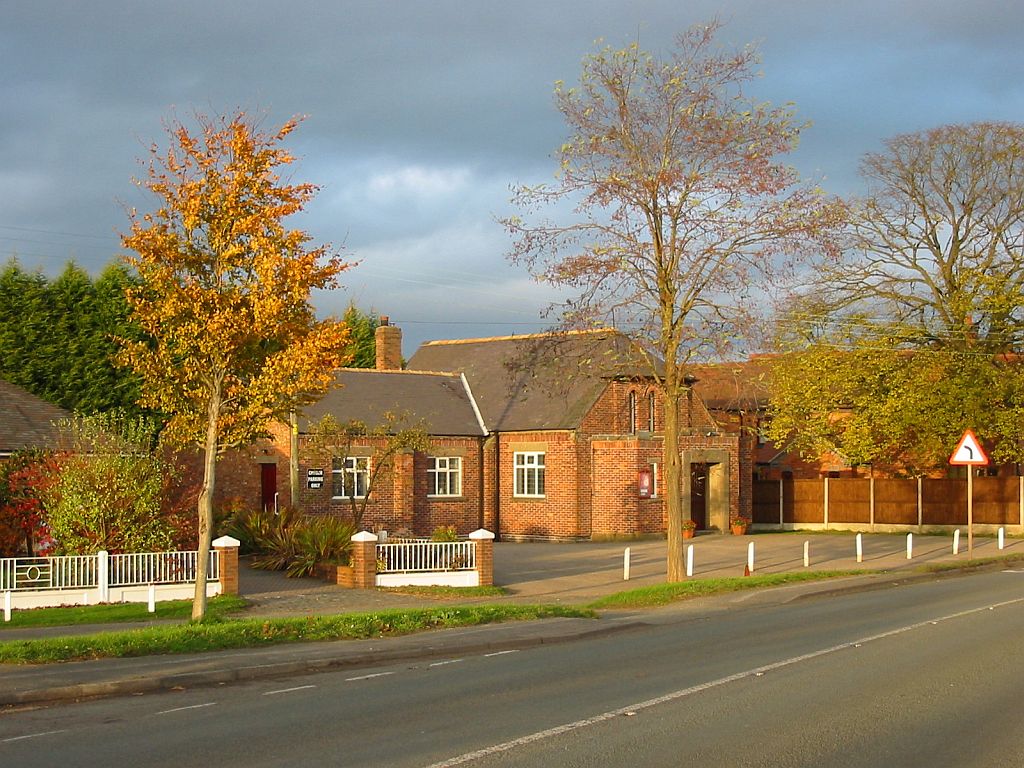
[0,450,56,556]
[286,516,356,578]
[40,414,179,554]
[431,524,459,542]
[225,505,300,556]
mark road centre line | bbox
[345,672,395,682]
[155,703,216,716]
[483,650,520,657]
[1,730,67,744]
[425,596,1024,767]
[263,685,317,696]
[429,659,465,667]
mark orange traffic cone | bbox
[743,564,750,577]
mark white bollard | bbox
[906,533,913,560]
[953,529,960,555]
[803,540,810,568]
[148,584,156,613]
[686,544,694,577]
[747,541,755,574]
[623,547,631,581]
[856,532,863,563]
[998,527,1005,550]
[3,591,10,622]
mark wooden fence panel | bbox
[828,479,870,524]
[874,479,918,525]
[974,476,1019,525]
[787,479,823,524]
[752,480,781,524]
[922,479,967,525]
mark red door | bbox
[260,463,277,512]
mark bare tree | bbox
[505,22,840,581]
[771,123,1024,469]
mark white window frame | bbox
[629,391,637,434]
[428,456,462,497]
[514,451,546,498]
[332,456,369,499]
[648,392,656,432]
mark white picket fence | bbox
[1,549,222,612]
[375,539,479,587]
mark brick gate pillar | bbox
[212,535,241,595]
[469,529,495,586]
[351,531,379,589]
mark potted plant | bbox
[730,515,749,536]
[681,519,697,539]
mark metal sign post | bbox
[949,429,989,557]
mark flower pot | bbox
[730,524,747,536]
[682,528,695,539]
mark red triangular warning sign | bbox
[949,429,989,466]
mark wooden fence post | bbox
[869,477,875,532]
[779,478,784,528]
[823,477,830,530]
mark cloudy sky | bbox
[3,1,1023,356]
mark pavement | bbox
[0,532,1019,708]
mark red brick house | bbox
[218,323,754,540]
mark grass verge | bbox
[921,552,1024,573]
[588,571,866,609]
[0,604,594,664]
[0,595,248,630]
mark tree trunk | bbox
[663,382,685,582]
[192,393,220,620]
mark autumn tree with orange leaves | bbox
[505,22,843,582]
[120,112,351,619]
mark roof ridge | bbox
[336,368,461,378]
[420,328,615,346]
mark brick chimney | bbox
[375,315,403,370]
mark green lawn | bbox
[0,595,248,630]
[0,604,595,664]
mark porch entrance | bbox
[682,450,730,532]
[690,463,709,530]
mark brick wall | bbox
[497,431,581,539]
[296,434,484,535]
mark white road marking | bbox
[1,730,66,743]
[155,702,216,715]
[345,671,395,682]
[424,596,1024,767]
[263,685,317,696]
[430,659,465,667]
[483,650,520,657]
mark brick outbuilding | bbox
[218,323,753,540]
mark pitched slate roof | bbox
[0,379,70,454]
[407,330,653,432]
[297,369,485,437]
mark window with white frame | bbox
[332,456,369,499]
[628,391,637,433]
[514,451,546,497]
[428,456,462,497]
[648,392,656,432]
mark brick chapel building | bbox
[217,322,754,540]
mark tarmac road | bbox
[3,567,1023,767]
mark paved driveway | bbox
[237,532,1020,615]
